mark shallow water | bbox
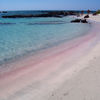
[0,16,91,65]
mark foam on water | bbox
[0,16,91,65]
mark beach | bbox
[0,14,100,100]
[48,15,100,100]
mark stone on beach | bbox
[71,19,88,23]
[84,15,89,18]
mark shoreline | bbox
[0,16,100,100]
[47,17,100,99]
[48,21,100,100]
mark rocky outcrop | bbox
[2,11,7,13]
[84,15,89,18]
[81,19,88,23]
[71,19,81,23]
[71,19,88,23]
[2,14,63,18]
[2,11,78,18]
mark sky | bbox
[0,0,100,11]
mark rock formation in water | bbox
[2,11,78,18]
[2,11,7,13]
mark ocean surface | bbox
[0,11,91,65]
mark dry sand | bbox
[88,14,100,22]
[48,51,100,100]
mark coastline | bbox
[47,16,100,100]
[0,15,100,100]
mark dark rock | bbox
[2,11,7,13]
[2,11,79,18]
[68,11,78,15]
[71,19,81,23]
[2,15,33,18]
[87,10,91,14]
[71,19,88,23]
[84,15,89,18]
[81,19,88,23]
[93,13,97,16]
[2,14,63,18]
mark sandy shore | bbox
[48,46,100,100]
[0,15,100,100]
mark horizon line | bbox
[0,9,97,12]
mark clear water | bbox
[0,16,91,64]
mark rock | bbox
[71,19,81,23]
[84,15,89,18]
[81,19,88,23]
[93,13,97,16]
[2,11,79,18]
[2,11,7,13]
[71,19,88,23]
[87,10,91,14]
[2,14,62,18]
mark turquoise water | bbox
[0,17,90,65]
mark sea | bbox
[0,10,92,65]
